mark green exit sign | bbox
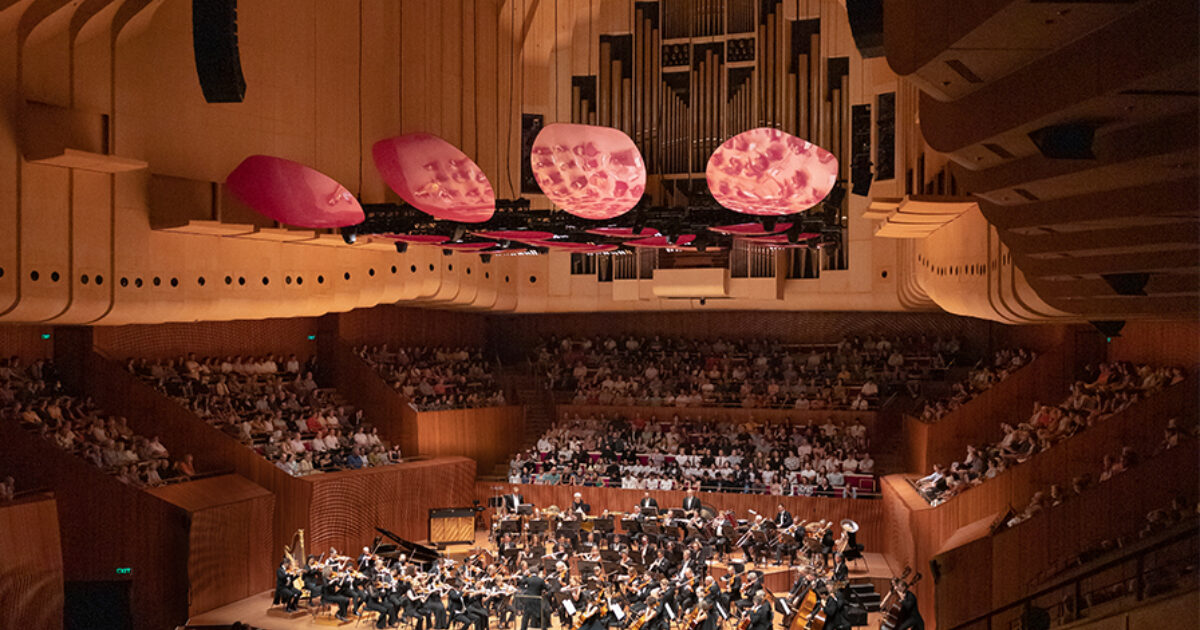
[41,333,51,340]
[115,567,132,575]
[307,335,316,341]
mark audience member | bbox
[359,345,505,411]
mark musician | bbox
[274,557,302,611]
[363,582,399,629]
[359,546,375,572]
[504,493,525,514]
[320,570,353,622]
[820,584,853,630]
[831,553,849,584]
[890,578,924,630]
[773,504,793,529]
[819,524,835,567]
[641,595,668,630]
[712,512,734,559]
[682,490,702,515]
[739,515,766,564]
[570,492,588,516]
[746,592,773,630]
[518,567,549,630]
[639,492,659,511]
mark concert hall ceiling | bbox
[0,0,1195,325]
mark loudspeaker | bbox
[1101,273,1149,296]
[192,0,246,103]
[1028,123,1096,159]
[845,1,885,58]
[1090,320,1126,339]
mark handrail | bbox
[945,521,1200,630]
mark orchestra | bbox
[272,493,919,629]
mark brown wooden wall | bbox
[1107,320,1200,368]
[934,443,1200,628]
[0,492,64,630]
[903,341,1077,475]
[476,482,887,552]
[146,475,275,617]
[93,317,319,360]
[0,324,53,360]
[489,311,998,359]
[322,333,420,455]
[0,415,189,630]
[306,457,477,552]
[416,406,525,475]
[337,305,491,348]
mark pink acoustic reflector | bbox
[627,234,697,248]
[530,123,646,219]
[709,222,793,236]
[225,155,364,228]
[525,241,619,253]
[584,227,661,239]
[706,128,838,216]
[471,230,558,242]
[373,133,495,223]
[745,233,820,247]
[439,241,498,252]
[383,234,450,245]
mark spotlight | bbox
[394,242,409,254]
[480,254,493,263]
[699,298,707,306]
[442,249,453,256]
[762,217,777,233]
[451,224,467,242]
[341,230,357,244]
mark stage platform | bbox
[190,530,897,630]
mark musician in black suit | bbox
[274,558,302,611]
[364,583,399,629]
[642,596,668,630]
[505,493,525,513]
[747,593,773,630]
[892,579,924,630]
[682,490,702,514]
[821,586,853,630]
[774,505,793,529]
[518,569,549,630]
[639,492,659,510]
[819,525,835,567]
[831,553,849,584]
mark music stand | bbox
[669,508,686,519]
[577,560,600,576]
[621,519,641,534]
[499,519,521,534]
[594,517,615,533]
[600,550,622,563]
[528,520,550,535]
[557,520,581,535]
[518,504,534,516]
[603,561,624,575]
[642,507,659,518]
[642,521,662,536]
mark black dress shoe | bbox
[338,613,350,622]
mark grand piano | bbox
[374,526,442,568]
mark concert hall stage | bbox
[189,530,897,629]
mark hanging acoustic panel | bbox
[529,123,646,220]
[709,222,794,236]
[584,227,661,239]
[383,234,450,245]
[372,133,495,223]
[225,155,364,228]
[706,128,838,216]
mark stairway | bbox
[481,365,558,481]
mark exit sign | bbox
[115,567,132,575]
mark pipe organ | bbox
[567,0,854,273]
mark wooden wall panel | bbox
[0,493,63,630]
[336,305,491,348]
[147,475,275,617]
[476,482,888,552]
[307,457,477,551]
[322,332,419,455]
[489,311,996,360]
[93,317,319,360]
[0,323,53,360]
[1107,320,1200,368]
[934,444,1200,628]
[0,416,189,630]
[416,406,525,474]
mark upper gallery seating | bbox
[356,344,506,410]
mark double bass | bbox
[880,569,922,630]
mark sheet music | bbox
[611,603,625,621]
[665,603,676,620]
[563,600,577,616]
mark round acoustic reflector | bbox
[706,128,838,216]
[225,155,364,228]
[530,123,646,219]
[373,133,495,223]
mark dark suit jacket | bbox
[641,497,659,509]
[775,511,794,528]
[683,496,702,512]
[748,602,773,630]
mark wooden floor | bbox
[190,530,896,630]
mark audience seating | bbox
[918,348,1037,422]
[357,344,505,411]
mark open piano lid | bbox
[375,526,442,568]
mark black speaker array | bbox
[192,0,246,103]
[845,0,885,58]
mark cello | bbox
[880,570,922,630]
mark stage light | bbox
[395,242,409,254]
[341,230,357,244]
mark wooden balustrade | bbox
[322,335,420,455]
[415,406,525,475]
[558,404,878,433]
[903,343,1074,475]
